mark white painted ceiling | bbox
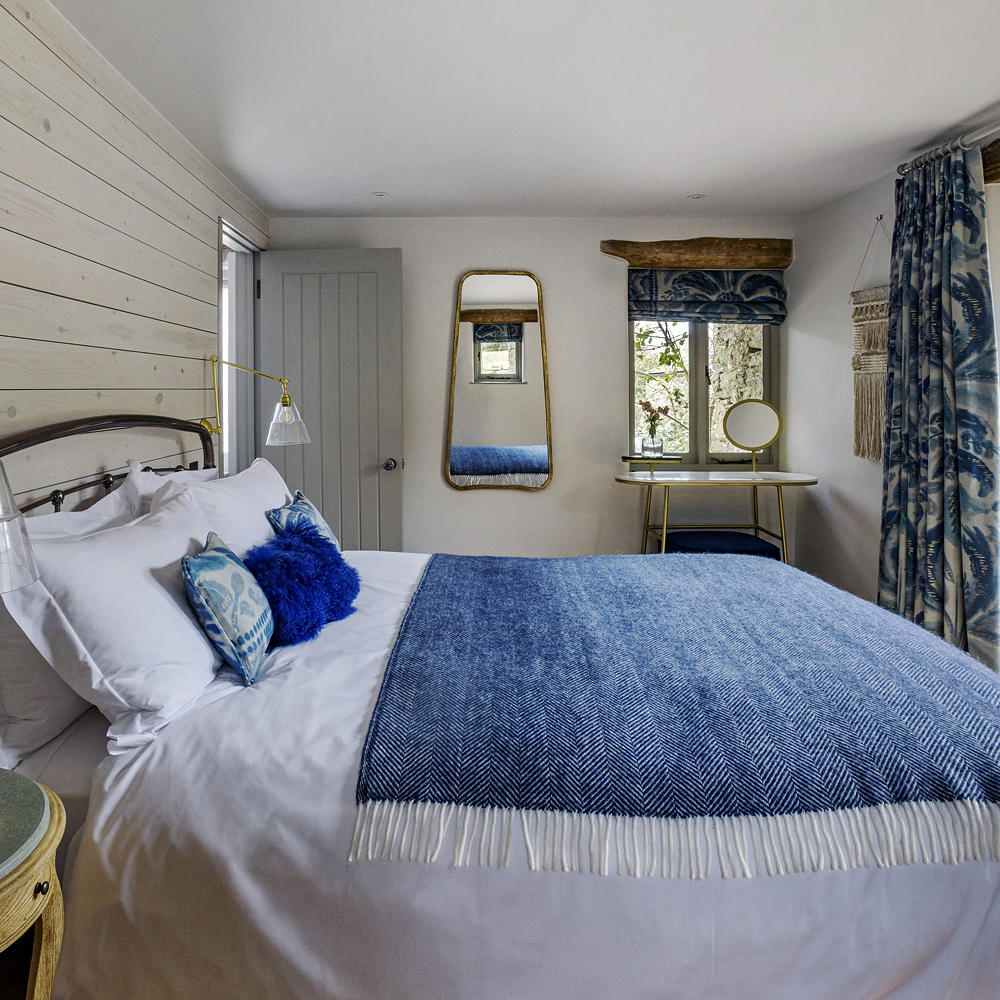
[51,0,1000,217]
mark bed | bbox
[0,416,998,1000]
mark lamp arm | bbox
[200,355,292,435]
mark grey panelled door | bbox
[257,249,402,550]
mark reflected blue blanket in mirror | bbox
[353,553,1000,879]
[449,445,549,475]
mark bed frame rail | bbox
[0,414,216,513]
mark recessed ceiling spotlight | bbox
[371,191,389,198]
[686,193,706,200]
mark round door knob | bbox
[34,881,49,897]
[382,458,398,471]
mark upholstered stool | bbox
[663,530,781,559]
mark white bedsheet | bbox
[15,707,108,876]
[56,551,1000,1000]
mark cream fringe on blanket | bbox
[349,798,1000,879]
[851,285,890,461]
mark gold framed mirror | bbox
[445,270,552,491]
[722,398,781,471]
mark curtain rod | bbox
[898,121,1000,175]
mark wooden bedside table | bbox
[0,780,65,1000]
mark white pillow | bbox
[123,459,219,514]
[23,475,140,536]
[1,465,219,766]
[4,491,220,754]
[0,603,91,769]
[0,476,151,768]
[151,458,291,557]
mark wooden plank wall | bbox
[0,0,269,506]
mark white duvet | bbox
[56,551,1000,1000]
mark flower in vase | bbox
[639,400,670,440]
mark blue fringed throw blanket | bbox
[352,554,1000,878]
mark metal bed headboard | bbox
[0,414,216,513]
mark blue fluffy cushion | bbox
[181,532,274,685]
[266,491,340,550]
[243,522,360,646]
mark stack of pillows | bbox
[0,459,359,763]
[181,482,360,687]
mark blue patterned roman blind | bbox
[473,322,523,343]
[628,269,787,325]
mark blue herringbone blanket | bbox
[352,553,1000,878]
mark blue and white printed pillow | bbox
[181,532,273,685]
[267,491,340,550]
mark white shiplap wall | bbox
[0,0,268,505]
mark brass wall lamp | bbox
[200,355,311,446]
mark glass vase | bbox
[641,436,663,458]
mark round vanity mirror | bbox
[723,399,781,452]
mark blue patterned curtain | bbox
[473,323,522,343]
[627,269,787,325]
[878,147,1000,667]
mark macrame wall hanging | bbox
[850,215,892,461]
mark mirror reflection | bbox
[446,271,551,490]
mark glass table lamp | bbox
[266,396,311,446]
[0,462,38,593]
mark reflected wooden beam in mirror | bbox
[600,237,793,270]
[459,308,539,324]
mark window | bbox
[219,223,259,475]
[631,320,778,465]
[475,339,523,382]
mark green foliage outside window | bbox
[633,321,766,457]
[633,321,689,453]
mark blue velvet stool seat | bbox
[663,530,780,559]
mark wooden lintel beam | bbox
[459,308,538,324]
[983,139,1000,184]
[600,237,794,270]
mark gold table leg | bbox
[752,484,760,538]
[776,485,788,563]
[641,484,652,554]
[660,485,669,554]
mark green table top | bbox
[0,768,49,879]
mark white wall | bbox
[781,174,896,600]
[270,216,793,555]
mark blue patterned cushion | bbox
[267,491,340,550]
[181,532,274,685]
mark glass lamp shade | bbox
[266,400,311,446]
[0,462,38,593]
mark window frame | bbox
[474,338,524,383]
[628,320,780,470]
[218,222,259,476]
